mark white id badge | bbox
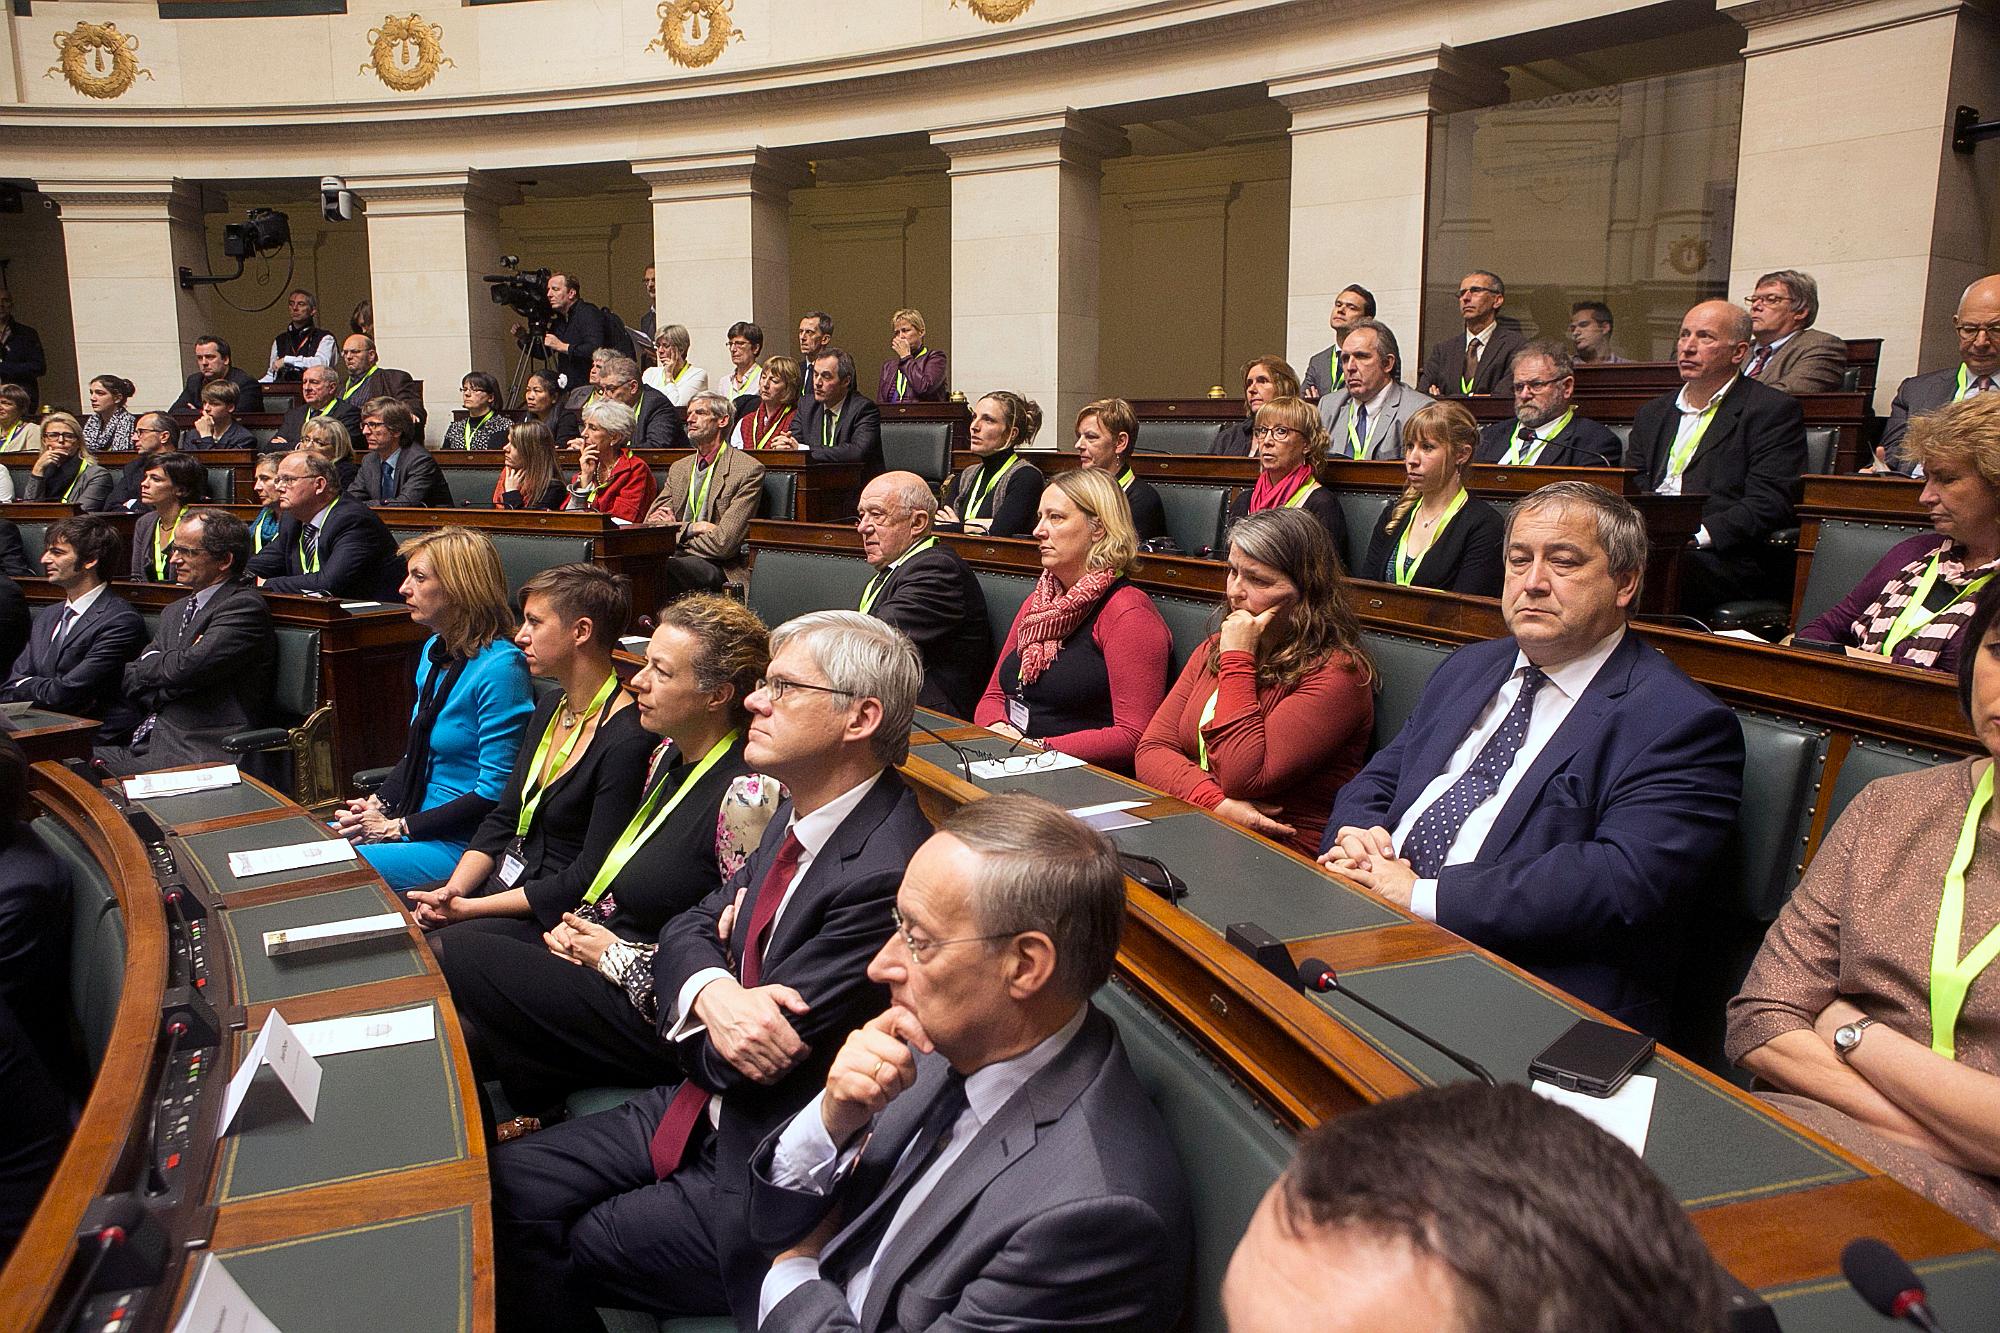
[1006,696,1030,733]
[497,840,527,887]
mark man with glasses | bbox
[493,610,933,1333]
[107,413,178,512]
[1419,271,1527,400]
[272,365,358,445]
[348,396,451,507]
[852,471,990,716]
[5,516,145,742]
[1474,342,1620,468]
[337,334,426,429]
[1877,273,2000,474]
[1301,285,1376,401]
[646,389,765,594]
[750,793,1191,1332]
[1743,269,1846,395]
[600,354,688,451]
[246,450,403,600]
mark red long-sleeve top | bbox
[568,449,658,524]
[1134,643,1373,855]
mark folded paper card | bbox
[171,1253,281,1333]
[219,1009,322,1136]
[263,912,405,957]
[1532,1073,1658,1156]
[227,839,357,878]
[124,764,241,799]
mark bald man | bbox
[337,335,427,429]
[853,471,991,716]
[1624,299,1806,615]
[1877,273,2000,473]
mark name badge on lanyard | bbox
[1007,696,1030,733]
[497,840,528,887]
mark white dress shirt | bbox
[756,1005,1091,1327]
[1656,376,1735,548]
[643,363,710,407]
[1391,627,1625,921]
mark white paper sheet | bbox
[124,764,241,799]
[227,839,357,878]
[1067,800,1148,818]
[171,1254,282,1333]
[218,1010,323,1136]
[969,751,1087,780]
[1532,1073,1658,1156]
[291,1005,437,1058]
[262,912,406,956]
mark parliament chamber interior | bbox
[2,0,2000,1327]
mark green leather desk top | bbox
[140,780,285,827]
[181,813,348,894]
[7,706,85,730]
[1760,1250,2000,1326]
[910,738,1152,808]
[219,884,424,1004]
[214,1001,468,1203]
[912,707,966,731]
[207,1206,473,1331]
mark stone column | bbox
[347,171,518,439]
[932,112,1125,447]
[36,178,207,410]
[1272,50,1505,376]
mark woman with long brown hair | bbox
[493,420,565,510]
[1358,399,1503,596]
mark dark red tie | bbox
[648,830,805,1178]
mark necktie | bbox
[52,606,76,646]
[1462,337,1481,387]
[382,457,397,499]
[1976,377,1996,395]
[647,830,806,1178]
[301,522,319,570]
[182,596,200,632]
[825,1072,970,1285]
[1746,344,1773,378]
[1353,403,1369,457]
[1401,666,1548,878]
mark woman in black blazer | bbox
[1360,400,1504,597]
[939,391,1044,537]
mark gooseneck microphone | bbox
[911,716,979,782]
[1842,1238,1946,1330]
[1298,958,1498,1086]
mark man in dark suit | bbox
[336,335,426,429]
[600,354,689,450]
[0,288,45,408]
[247,450,404,600]
[1318,322,1431,460]
[107,415,179,513]
[750,794,1190,1332]
[1418,271,1527,400]
[1320,483,1742,1036]
[167,335,263,415]
[1074,397,1167,545]
[348,397,452,507]
[3,516,145,740]
[787,349,884,478]
[1623,299,1807,613]
[492,611,934,1332]
[271,365,361,445]
[522,271,619,393]
[855,473,991,717]
[0,519,34,579]
[0,578,25,691]
[1300,285,1375,402]
[97,509,277,776]
[1474,341,1621,468]
[1877,272,2000,472]
[1744,269,1846,395]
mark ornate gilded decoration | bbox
[47,22,152,101]
[361,15,454,93]
[649,0,743,69]
[956,0,1036,22]
[1666,232,1711,276]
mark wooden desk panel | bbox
[424,449,865,523]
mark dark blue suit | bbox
[1324,631,1743,1034]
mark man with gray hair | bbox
[750,792,1192,1331]
[1474,341,1620,467]
[646,388,765,593]
[600,353,689,450]
[853,470,991,716]
[493,609,933,1333]
[1321,482,1742,1036]
[1744,268,1846,394]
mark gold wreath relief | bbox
[47,22,153,100]
[649,0,743,69]
[1666,232,1711,276]
[360,14,455,93]
[953,0,1036,22]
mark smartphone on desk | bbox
[1528,1018,1655,1098]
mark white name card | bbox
[1532,1073,1658,1157]
[171,1253,282,1333]
[292,1004,437,1058]
[227,839,357,879]
[124,764,241,799]
[218,1009,323,1137]
[968,751,1088,781]
[262,912,405,957]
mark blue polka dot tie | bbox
[1402,665,1547,878]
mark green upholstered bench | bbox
[1823,735,1959,828]
[1332,492,1391,575]
[882,419,954,484]
[38,813,124,1074]
[1793,518,1931,632]
[11,514,56,563]
[1356,630,1453,753]
[222,625,334,806]
[386,523,597,599]
[442,465,504,508]
[746,547,874,627]
[1153,481,1234,557]
[759,470,797,520]
[1136,420,1226,454]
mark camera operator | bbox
[517,272,617,392]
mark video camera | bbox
[484,256,553,327]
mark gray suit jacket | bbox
[1301,344,1340,399]
[1879,365,1964,472]
[111,579,276,770]
[751,1005,1190,1333]
[1751,327,1846,395]
[1319,381,1432,460]
[348,444,453,507]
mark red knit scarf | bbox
[1015,567,1118,685]
[743,403,795,449]
[1249,462,1314,512]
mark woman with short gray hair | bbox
[566,398,657,523]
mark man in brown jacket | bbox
[646,389,766,594]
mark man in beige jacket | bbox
[646,389,766,594]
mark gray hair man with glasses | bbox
[1743,268,1846,395]
[492,608,935,1333]
[646,388,765,594]
[853,471,992,717]
[1474,341,1621,468]
[1418,270,1528,400]
[1877,272,2000,474]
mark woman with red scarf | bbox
[732,355,799,450]
[975,468,1171,773]
[1225,396,1348,559]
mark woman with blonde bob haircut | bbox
[298,415,360,491]
[1226,395,1348,558]
[1358,399,1504,596]
[976,468,1172,772]
[335,527,536,891]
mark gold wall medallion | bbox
[47,22,153,100]
[1666,232,1711,276]
[955,0,1036,22]
[649,0,743,69]
[361,14,455,93]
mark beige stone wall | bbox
[4,192,80,413]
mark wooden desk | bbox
[5,707,100,765]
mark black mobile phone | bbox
[1528,1018,1656,1098]
[1790,636,1846,655]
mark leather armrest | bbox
[222,727,291,753]
[351,765,395,794]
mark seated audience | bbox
[98,509,276,775]
[1625,299,1807,614]
[1879,273,2000,473]
[1226,395,1348,556]
[22,413,112,510]
[875,306,949,403]
[1798,394,2000,670]
[82,374,137,453]
[1319,320,1429,458]
[1730,582,2000,1239]
[491,611,933,1330]
[0,385,41,453]
[1321,482,1743,1036]
[337,334,426,427]
[1138,509,1373,854]
[734,355,799,449]
[976,469,1171,772]
[1474,341,1621,467]
[178,380,257,452]
[1301,285,1376,401]
[750,794,1191,1331]
[425,591,772,1111]
[443,371,509,450]
[492,420,567,510]
[299,415,361,492]
[0,288,46,408]
[644,324,709,406]
[1360,401,1504,596]
[1210,356,1298,457]
[1074,397,1166,544]
[4,516,145,740]
[855,471,992,716]
[247,450,405,600]
[722,320,765,411]
[1419,271,1527,399]
[262,287,335,383]
[1745,269,1846,394]
[563,348,617,413]
[168,334,262,415]
[646,390,765,594]
[106,413,176,511]
[1568,300,1627,364]
[563,400,658,523]
[271,364,359,445]
[783,347,884,476]
[334,529,534,891]
[522,369,578,444]
[795,310,833,380]
[350,397,452,507]
[248,452,282,553]
[130,451,207,582]
[939,391,1043,536]
[1223,1082,1727,1332]
[601,353,688,451]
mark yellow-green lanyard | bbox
[336,374,370,405]
[1197,686,1220,771]
[299,495,339,573]
[1665,388,1727,481]
[1284,479,1320,509]
[961,455,1018,520]
[1,423,21,450]
[860,537,935,615]
[60,462,94,503]
[821,404,841,450]
[752,408,789,450]
[1931,763,2000,1058]
[1117,468,1135,491]
[253,508,273,553]
[516,672,620,837]
[686,452,719,524]
[581,730,738,905]
[895,350,923,401]
[1393,489,1468,585]
[464,411,494,447]
[1346,406,1380,459]
[1955,364,1994,402]
[1881,549,1995,658]
[152,512,180,579]
[1501,409,1574,466]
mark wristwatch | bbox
[1833,1016,1877,1060]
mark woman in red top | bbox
[565,400,657,523]
[1136,507,1374,853]
[734,355,799,450]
